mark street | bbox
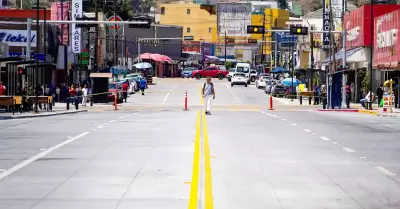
[0,78,400,209]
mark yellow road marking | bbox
[188,111,201,209]
[202,111,214,209]
[184,182,191,185]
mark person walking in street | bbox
[202,77,215,115]
[377,84,384,106]
[140,78,147,95]
[82,84,88,106]
[122,81,129,102]
[345,82,351,108]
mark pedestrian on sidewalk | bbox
[122,81,129,102]
[345,82,351,108]
[0,81,6,96]
[140,78,147,95]
[360,90,374,109]
[202,77,215,115]
[82,84,88,106]
[377,84,384,107]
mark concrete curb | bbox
[358,109,379,115]
[0,110,88,120]
[317,109,359,112]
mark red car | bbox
[108,82,123,103]
[192,65,229,80]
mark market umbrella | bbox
[271,67,289,73]
[140,53,152,60]
[134,62,152,69]
[281,78,302,87]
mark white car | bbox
[255,74,271,89]
[226,68,235,81]
[231,73,248,87]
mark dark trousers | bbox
[123,92,128,101]
[346,94,351,108]
[140,88,145,95]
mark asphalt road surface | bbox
[0,78,400,209]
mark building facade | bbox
[159,3,217,42]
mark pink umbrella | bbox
[140,53,152,60]
[150,53,172,62]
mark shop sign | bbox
[322,0,331,48]
[72,0,83,53]
[0,30,37,47]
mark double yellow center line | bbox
[188,111,214,209]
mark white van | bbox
[234,63,251,84]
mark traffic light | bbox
[289,25,308,35]
[17,67,26,75]
[248,39,257,44]
[247,25,264,34]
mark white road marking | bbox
[0,169,6,172]
[376,166,396,176]
[281,118,286,121]
[96,125,104,129]
[40,148,47,151]
[332,142,338,144]
[320,136,331,141]
[226,83,242,104]
[119,116,125,119]
[67,136,72,139]
[312,133,317,135]
[342,147,356,153]
[0,132,90,180]
[360,157,367,159]
[225,83,230,89]
[109,120,116,123]
[290,123,297,126]
[303,129,312,133]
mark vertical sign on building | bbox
[322,0,330,47]
[51,2,70,46]
[72,0,82,53]
[217,3,252,37]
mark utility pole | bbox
[224,30,227,63]
[34,0,39,113]
[369,0,374,109]
[310,28,314,91]
[27,18,32,59]
[113,0,117,66]
[261,13,265,64]
[94,0,98,72]
[62,0,68,83]
[341,0,347,108]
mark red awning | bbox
[140,53,152,60]
[150,53,172,62]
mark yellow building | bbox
[159,3,217,42]
[251,8,290,55]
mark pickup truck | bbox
[192,65,229,80]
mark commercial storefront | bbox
[373,9,400,93]
[323,4,400,103]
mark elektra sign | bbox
[0,30,37,47]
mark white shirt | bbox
[82,88,88,96]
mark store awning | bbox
[322,47,363,64]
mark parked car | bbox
[265,79,277,94]
[108,82,123,103]
[250,69,258,82]
[255,74,271,89]
[226,68,235,81]
[192,65,229,80]
[120,78,136,94]
[181,67,197,78]
[231,73,248,87]
[271,81,287,97]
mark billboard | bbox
[71,0,82,53]
[276,32,297,43]
[217,3,252,37]
[374,10,400,68]
[0,29,37,47]
[51,2,70,46]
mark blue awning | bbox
[322,47,363,64]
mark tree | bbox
[276,0,289,10]
[10,0,48,9]
[85,0,135,20]
[139,0,156,13]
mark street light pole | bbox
[341,0,347,108]
[34,0,39,113]
[369,1,374,109]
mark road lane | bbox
[1,78,400,209]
